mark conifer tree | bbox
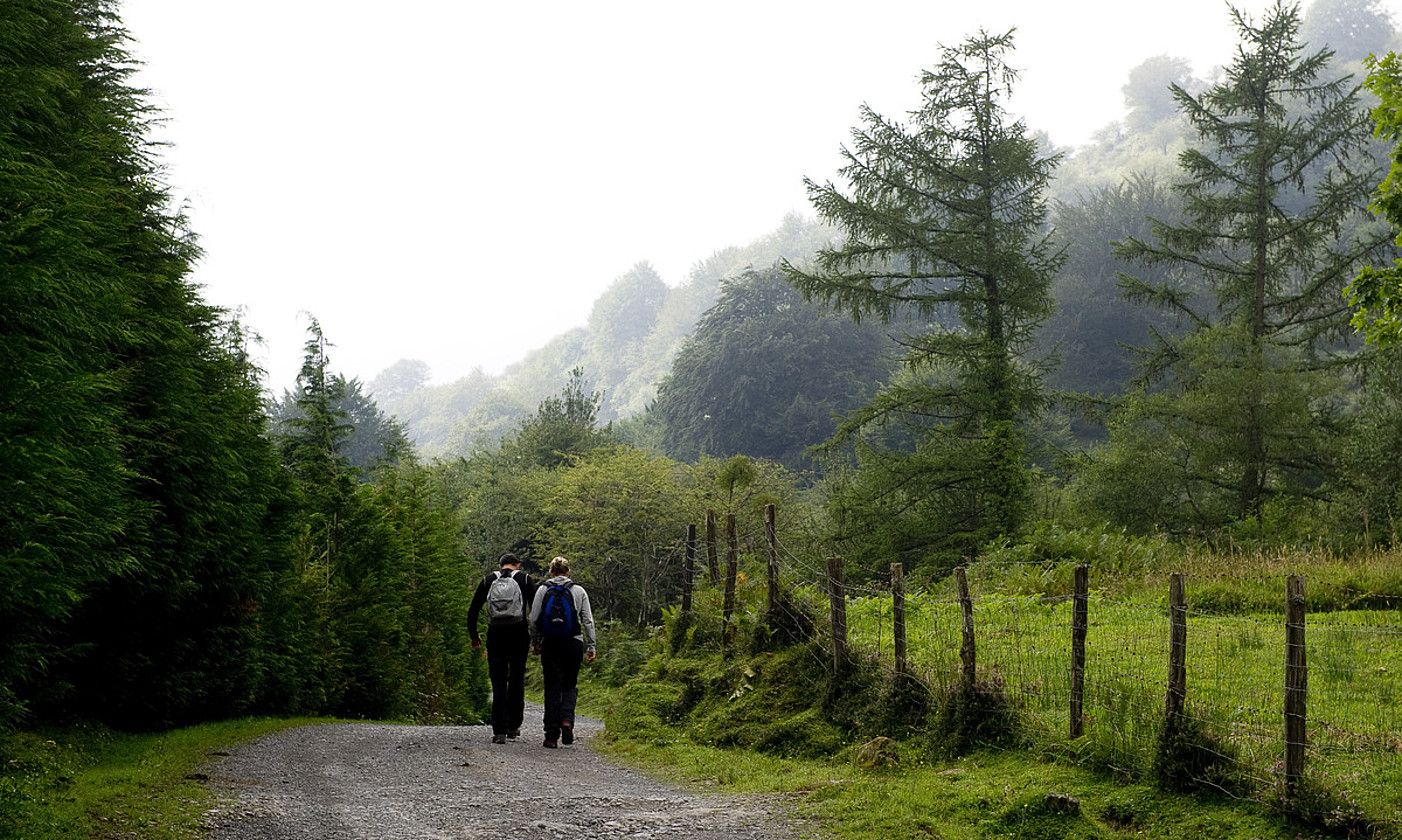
[0,0,136,727]
[783,31,1060,565]
[2,0,297,727]
[1094,1,1390,530]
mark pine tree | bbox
[1101,0,1390,530]
[783,30,1060,565]
[506,367,610,468]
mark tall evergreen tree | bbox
[374,458,487,722]
[1,0,136,727]
[783,31,1060,565]
[270,373,409,477]
[277,320,402,716]
[2,0,297,727]
[1093,1,1390,530]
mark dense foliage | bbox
[652,267,895,471]
[0,2,483,731]
[1348,50,1402,346]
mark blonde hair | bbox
[549,556,571,576]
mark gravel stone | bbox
[204,703,803,839]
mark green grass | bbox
[0,717,327,840]
[843,575,1402,828]
[580,538,1401,837]
[594,679,1334,839]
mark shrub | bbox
[935,675,1022,755]
[1153,711,1245,795]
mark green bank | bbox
[0,719,322,840]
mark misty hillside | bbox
[371,214,837,455]
[371,0,1402,460]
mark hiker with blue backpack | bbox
[528,556,597,748]
[468,553,537,744]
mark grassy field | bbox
[0,718,326,840]
[572,540,1401,837]
[597,724,1327,840]
[842,550,1402,830]
[586,646,1360,840]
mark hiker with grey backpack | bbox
[528,556,596,748]
[468,553,537,744]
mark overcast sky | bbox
[118,0,1400,392]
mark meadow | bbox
[843,549,1402,828]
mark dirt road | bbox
[204,705,801,839]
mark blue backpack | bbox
[537,581,579,639]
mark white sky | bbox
[118,0,1401,392]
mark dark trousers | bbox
[540,636,583,739]
[486,624,530,735]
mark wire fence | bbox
[666,505,1402,832]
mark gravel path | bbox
[204,704,804,840]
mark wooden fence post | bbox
[765,503,779,618]
[892,562,907,676]
[1165,573,1187,725]
[827,555,847,672]
[681,524,697,614]
[1070,564,1089,739]
[956,566,976,692]
[705,509,720,585]
[722,513,738,657]
[1284,575,1307,799]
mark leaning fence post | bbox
[765,503,780,619]
[1284,575,1307,799]
[892,562,907,676]
[956,566,976,692]
[681,524,696,614]
[721,513,738,657]
[1165,573,1187,726]
[827,555,847,672]
[705,509,720,585]
[1070,563,1089,739]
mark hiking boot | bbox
[560,720,574,745]
[543,737,558,749]
[507,728,521,739]
[491,733,506,745]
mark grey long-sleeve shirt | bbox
[527,575,596,652]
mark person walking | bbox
[528,556,596,748]
[468,553,536,744]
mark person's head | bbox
[499,552,521,570]
[549,556,570,577]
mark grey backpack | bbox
[486,571,525,625]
